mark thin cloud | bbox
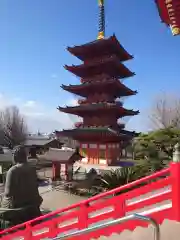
[51,74,58,79]
[23,100,36,108]
[0,94,74,132]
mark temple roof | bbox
[38,148,82,163]
[56,127,136,143]
[24,138,62,147]
[67,35,133,62]
[64,57,135,79]
[61,79,137,98]
[58,103,139,118]
[155,0,170,25]
[155,0,180,25]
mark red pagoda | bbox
[56,0,139,165]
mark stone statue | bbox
[1,145,43,225]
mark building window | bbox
[82,144,87,148]
[89,144,97,149]
[99,144,106,149]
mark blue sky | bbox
[0,0,180,133]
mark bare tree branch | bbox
[149,93,180,130]
[0,106,28,149]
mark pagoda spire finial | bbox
[97,0,105,40]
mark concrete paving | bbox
[39,185,86,211]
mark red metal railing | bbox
[54,214,160,240]
[1,162,180,239]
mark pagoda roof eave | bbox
[55,127,136,141]
[64,58,135,79]
[155,0,180,27]
[57,104,139,117]
[61,81,137,97]
[67,35,133,62]
[155,0,170,25]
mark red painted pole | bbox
[52,162,56,181]
[65,164,68,181]
[52,162,60,181]
[87,143,90,163]
[105,143,108,165]
[97,143,99,164]
[171,143,180,221]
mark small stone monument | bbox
[173,143,180,163]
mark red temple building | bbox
[56,0,139,165]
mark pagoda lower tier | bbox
[56,127,136,165]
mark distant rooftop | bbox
[38,148,82,163]
[25,136,61,147]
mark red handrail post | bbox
[78,203,89,230]
[49,220,58,239]
[171,143,180,221]
[113,196,125,219]
[25,223,32,239]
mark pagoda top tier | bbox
[67,35,133,62]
